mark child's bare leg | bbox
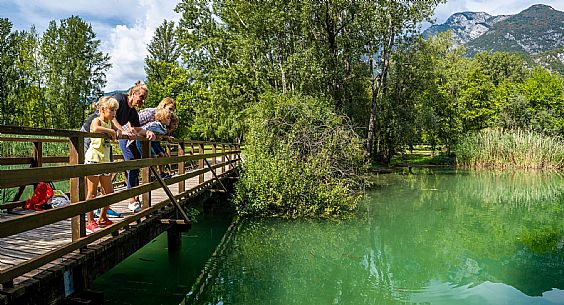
[86,175,100,223]
[98,175,114,221]
[87,211,95,223]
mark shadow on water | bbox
[91,198,235,305]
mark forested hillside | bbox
[424,4,564,74]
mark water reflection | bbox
[410,281,564,305]
[186,170,564,305]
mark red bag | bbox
[24,182,54,211]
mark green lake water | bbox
[92,203,234,305]
[95,169,564,305]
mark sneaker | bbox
[97,218,113,228]
[128,201,141,212]
[93,209,101,218]
[160,173,172,179]
[86,220,100,233]
[106,208,122,218]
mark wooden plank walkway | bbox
[0,167,226,286]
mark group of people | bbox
[82,81,179,233]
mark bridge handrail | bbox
[0,167,235,286]
[0,125,241,286]
[0,161,232,238]
[0,152,229,188]
[0,125,235,145]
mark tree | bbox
[40,16,110,128]
[412,32,467,153]
[145,20,181,108]
[0,18,18,125]
[519,67,564,134]
[360,0,447,162]
[12,27,46,127]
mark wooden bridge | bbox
[0,126,241,305]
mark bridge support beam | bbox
[167,227,182,254]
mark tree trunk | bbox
[366,45,376,158]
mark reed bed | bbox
[455,128,564,170]
[0,136,69,157]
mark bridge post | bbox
[229,145,233,168]
[236,144,240,166]
[212,143,217,176]
[199,143,204,184]
[178,142,185,193]
[141,140,151,209]
[69,136,86,241]
[11,141,44,202]
[190,142,195,170]
[222,144,226,174]
[33,141,43,168]
[167,226,182,254]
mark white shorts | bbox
[85,160,112,176]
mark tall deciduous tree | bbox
[175,0,262,141]
[0,18,18,125]
[174,0,369,141]
[13,27,46,127]
[40,16,110,128]
[145,20,182,108]
[361,0,446,162]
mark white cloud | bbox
[97,0,181,91]
[3,0,180,92]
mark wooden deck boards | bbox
[0,167,228,285]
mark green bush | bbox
[234,92,366,219]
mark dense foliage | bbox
[0,17,110,128]
[3,1,564,217]
[383,32,564,157]
[233,93,365,218]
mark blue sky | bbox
[2,0,564,91]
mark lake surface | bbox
[92,202,234,305]
[96,169,564,305]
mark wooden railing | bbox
[0,126,241,286]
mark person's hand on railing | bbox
[160,135,174,142]
[122,129,136,139]
[107,129,117,141]
[145,130,156,141]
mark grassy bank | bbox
[455,128,564,169]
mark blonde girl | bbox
[85,96,122,233]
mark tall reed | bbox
[0,136,69,158]
[455,128,564,169]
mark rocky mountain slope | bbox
[423,4,564,73]
[465,4,564,55]
[423,11,509,47]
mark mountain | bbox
[103,89,127,96]
[466,4,564,55]
[423,4,564,74]
[532,48,564,75]
[423,12,509,47]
